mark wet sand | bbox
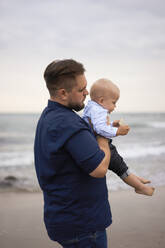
[0,187,165,248]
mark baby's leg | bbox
[108,142,155,196]
[108,142,129,177]
[124,174,155,196]
[136,176,150,184]
[135,187,155,196]
[135,176,155,195]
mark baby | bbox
[83,78,155,196]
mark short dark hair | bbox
[44,59,85,96]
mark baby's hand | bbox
[119,118,125,126]
[113,120,120,127]
[116,125,130,136]
[113,118,126,127]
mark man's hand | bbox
[116,125,130,136]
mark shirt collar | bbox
[48,100,71,111]
[88,100,107,111]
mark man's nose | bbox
[84,89,89,95]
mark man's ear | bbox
[58,88,68,100]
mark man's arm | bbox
[90,136,111,178]
[86,116,129,178]
[64,129,110,178]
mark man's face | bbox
[67,74,89,111]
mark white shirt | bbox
[82,100,118,139]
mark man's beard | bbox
[68,102,85,112]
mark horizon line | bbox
[0,111,165,115]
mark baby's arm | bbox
[91,109,118,139]
[113,119,130,136]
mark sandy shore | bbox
[0,187,165,248]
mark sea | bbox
[0,112,165,192]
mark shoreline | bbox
[0,187,165,248]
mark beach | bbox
[0,113,165,247]
[0,187,165,248]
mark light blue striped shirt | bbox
[82,100,118,139]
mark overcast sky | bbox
[1,0,165,113]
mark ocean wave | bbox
[147,122,165,129]
[0,131,34,138]
[0,161,165,193]
[0,165,40,192]
[0,151,34,167]
[1,143,165,168]
[128,123,148,128]
[0,175,40,192]
[119,144,165,159]
[129,121,165,129]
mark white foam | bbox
[148,122,165,129]
[0,151,34,167]
[119,144,165,159]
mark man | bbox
[34,59,128,248]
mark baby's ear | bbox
[99,97,104,104]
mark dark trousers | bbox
[108,140,128,177]
[58,230,107,248]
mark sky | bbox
[1,0,165,113]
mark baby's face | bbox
[100,90,119,113]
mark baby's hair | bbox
[90,78,119,101]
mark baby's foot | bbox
[137,176,151,184]
[135,186,155,196]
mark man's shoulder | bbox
[42,105,80,122]
[48,108,89,132]
[48,111,92,146]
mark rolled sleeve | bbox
[65,129,105,174]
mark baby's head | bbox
[90,78,120,113]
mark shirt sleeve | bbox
[90,107,118,138]
[64,129,105,174]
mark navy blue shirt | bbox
[34,100,112,242]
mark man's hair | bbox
[44,59,85,97]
